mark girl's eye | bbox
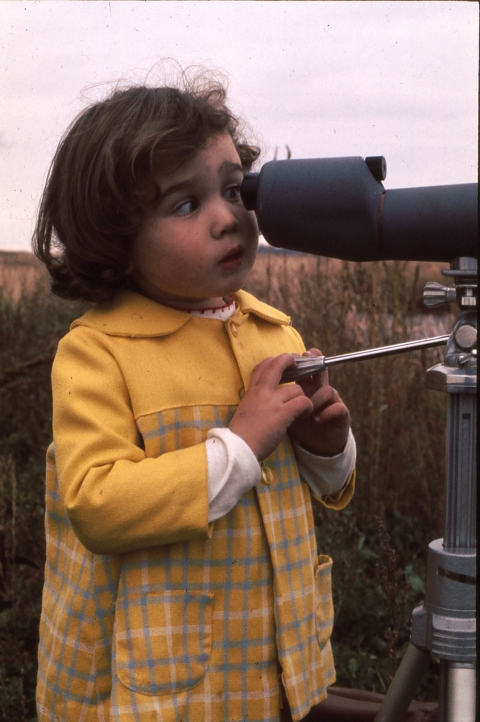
[223,184,241,201]
[174,199,198,216]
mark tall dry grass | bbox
[1,250,455,717]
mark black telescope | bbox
[240,156,478,262]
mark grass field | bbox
[0,249,455,719]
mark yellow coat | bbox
[37,289,354,722]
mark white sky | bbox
[0,0,478,251]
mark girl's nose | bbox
[210,200,239,239]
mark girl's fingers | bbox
[314,401,350,425]
[309,384,340,412]
[297,348,328,389]
[278,382,310,403]
[250,353,297,389]
[285,392,314,418]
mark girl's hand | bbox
[288,349,350,457]
[229,354,314,461]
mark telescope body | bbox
[241,157,478,262]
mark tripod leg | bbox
[439,661,476,722]
[373,644,431,722]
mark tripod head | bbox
[424,257,477,369]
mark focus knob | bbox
[364,156,387,182]
[454,324,477,351]
[423,281,457,308]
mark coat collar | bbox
[71,290,290,338]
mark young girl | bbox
[34,74,356,722]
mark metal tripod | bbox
[373,257,477,722]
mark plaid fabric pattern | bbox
[133,406,335,721]
[37,291,351,722]
[37,444,119,721]
[38,408,334,721]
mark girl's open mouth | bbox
[219,246,245,270]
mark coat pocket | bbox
[315,555,334,649]
[115,589,214,695]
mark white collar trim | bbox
[190,297,236,321]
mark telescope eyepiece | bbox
[241,159,387,212]
[241,173,259,211]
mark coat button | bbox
[261,465,273,486]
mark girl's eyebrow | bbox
[160,161,244,201]
[219,161,244,175]
[160,179,195,201]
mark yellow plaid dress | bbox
[37,290,354,722]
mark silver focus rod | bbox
[281,334,449,383]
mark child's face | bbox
[130,133,259,306]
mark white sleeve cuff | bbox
[293,428,356,499]
[206,427,262,522]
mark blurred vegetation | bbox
[0,282,88,720]
[0,252,454,718]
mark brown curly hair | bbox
[33,76,259,304]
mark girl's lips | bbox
[219,246,245,270]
